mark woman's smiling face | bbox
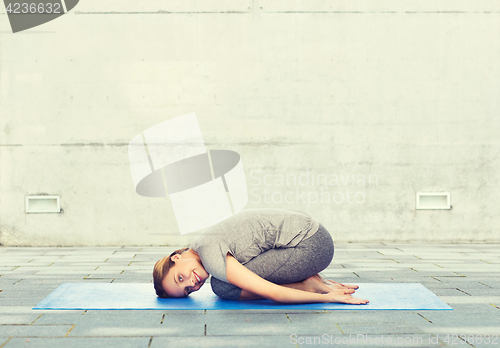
[161,252,209,297]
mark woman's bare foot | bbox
[302,275,356,294]
[316,274,359,290]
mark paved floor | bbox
[0,243,499,348]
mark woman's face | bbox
[161,253,209,297]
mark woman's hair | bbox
[153,247,190,298]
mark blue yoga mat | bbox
[33,283,452,310]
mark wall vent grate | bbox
[25,195,60,213]
[416,192,451,210]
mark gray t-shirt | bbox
[190,208,320,283]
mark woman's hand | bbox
[323,290,369,305]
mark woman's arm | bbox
[226,253,368,304]
[239,282,307,300]
[226,252,326,303]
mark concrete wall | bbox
[1,1,499,246]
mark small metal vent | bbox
[26,195,60,213]
[416,192,451,210]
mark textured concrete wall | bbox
[1,1,499,246]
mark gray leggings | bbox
[210,223,334,300]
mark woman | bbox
[153,208,369,304]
